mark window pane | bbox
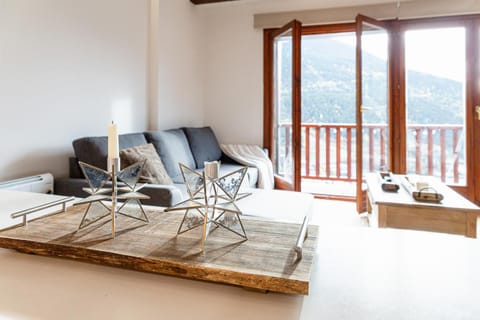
[361,28,389,174]
[300,33,356,196]
[405,27,466,185]
[273,31,293,183]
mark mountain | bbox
[279,38,464,125]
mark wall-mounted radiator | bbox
[0,173,54,194]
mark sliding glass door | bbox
[264,15,480,206]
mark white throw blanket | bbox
[220,144,274,189]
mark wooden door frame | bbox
[265,22,358,194]
[390,19,406,174]
[356,14,392,212]
[355,16,364,212]
[472,19,480,204]
[466,19,478,201]
[263,20,302,191]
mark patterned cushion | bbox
[119,143,173,185]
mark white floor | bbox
[310,199,368,227]
[1,199,480,320]
[302,179,356,197]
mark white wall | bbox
[198,0,394,145]
[1,0,467,181]
[0,0,149,181]
[152,0,205,130]
[200,0,478,145]
[200,4,262,145]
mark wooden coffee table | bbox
[0,188,317,295]
[366,173,480,238]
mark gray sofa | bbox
[54,127,258,207]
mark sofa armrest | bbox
[220,152,237,165]
[220,148,269,166]
[69,157,83,178]
[54,178,184,208]
[54,178,91,198]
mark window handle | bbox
[360,105,372,113]
[476,106,480,120]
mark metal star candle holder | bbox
[74,160,150,238]
[165,163,251,250]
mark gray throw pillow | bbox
[144,129,196,180]
[119,143,173,185]
[73,133,148,170]
[183,127,222,169]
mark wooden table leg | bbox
[466,213,477,238]
[378,206,387,228]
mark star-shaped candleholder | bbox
[165,163,251,250]
[74,159,150,238]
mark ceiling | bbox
[190,0,406,6]
[191,0,238,4]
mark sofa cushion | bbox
[144,129,196,180]
[119,143,173,185]
[183,127,222,169]
[73,133,147,170]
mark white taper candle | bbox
[204,161,219,179]
[107,122,119,170]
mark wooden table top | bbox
[366,173,480,212]
[0,200,317,295]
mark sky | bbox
[332,27,466,82]
[404,27,465,82]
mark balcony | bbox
[279,123,464,197]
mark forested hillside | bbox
[280,38,464,125]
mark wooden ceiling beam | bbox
[191,0,238,4]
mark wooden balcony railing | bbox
[279,123,464,184]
